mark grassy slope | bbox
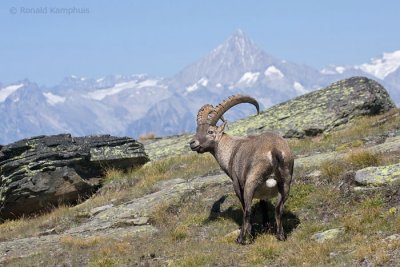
[1,109,400,266]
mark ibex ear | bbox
[217,121,227,133]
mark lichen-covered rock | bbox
[145,77,395,160]
[144,134,192,161]
[355,163,400,186]
[0,134,149,219]
[311,228,344,243]
[230,76,395,137]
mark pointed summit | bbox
[229,29,250,43]
[215,29,260,58]
[228,29,253,45]
[175,30,276,85]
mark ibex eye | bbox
[207,130,214,134]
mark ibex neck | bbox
[213,134,236,174]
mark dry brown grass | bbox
[346,149,379,169]
[3,109,400,266]
[320,159,347,182]
[138,132,156,142]
[60,235,106,249]
[102,153,219,197]
[0,205,81,241]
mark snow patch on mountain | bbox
[293,81,307,94]
[264,66,284,79]
[43,92,66,106]
[136,79,160,88]
[358,50,400,79]
[320,65,346,75]
[186,83,199,93]
[0,84,24,102]
[335,66,346,74]
[237,72,260,87]
[86,81,138,100]
[198,77,209,87]
[186,78,209,93]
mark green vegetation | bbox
[346,149,379,169]
[1,108,400,266]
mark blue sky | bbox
[1,0,400,85]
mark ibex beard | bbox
[190,95,294,244]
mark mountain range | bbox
[1,30,399,144]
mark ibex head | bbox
[189,95,260,153]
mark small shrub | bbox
[103,168,125,183]
[335,143,350,153]
[171,225,189,241]
[351,139,364,148]
[360,195,384,209]
[320,160,346,182]
[346,150,379,169]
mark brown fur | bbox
[190,120,294,244]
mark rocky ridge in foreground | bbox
[0,134,149,219]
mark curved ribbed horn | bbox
[196,104,214,125]
[209,95,259,126]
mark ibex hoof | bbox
[236,234,253,245]
[276,232,287,241]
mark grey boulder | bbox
[0,134,149,219]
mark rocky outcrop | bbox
[145,77,396,160]
[0,134,149,219]
[230,76,395,137]
[354,163,400,187]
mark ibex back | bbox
[189,95,294,244]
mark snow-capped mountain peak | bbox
[173,29,276,86]
[0,30,399,144]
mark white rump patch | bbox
[266,178,277,188]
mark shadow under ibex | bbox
[206,195,300,237]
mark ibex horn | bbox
[208,95,259,126]
[196,104,214,125]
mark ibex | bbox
[189,95,294,244]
